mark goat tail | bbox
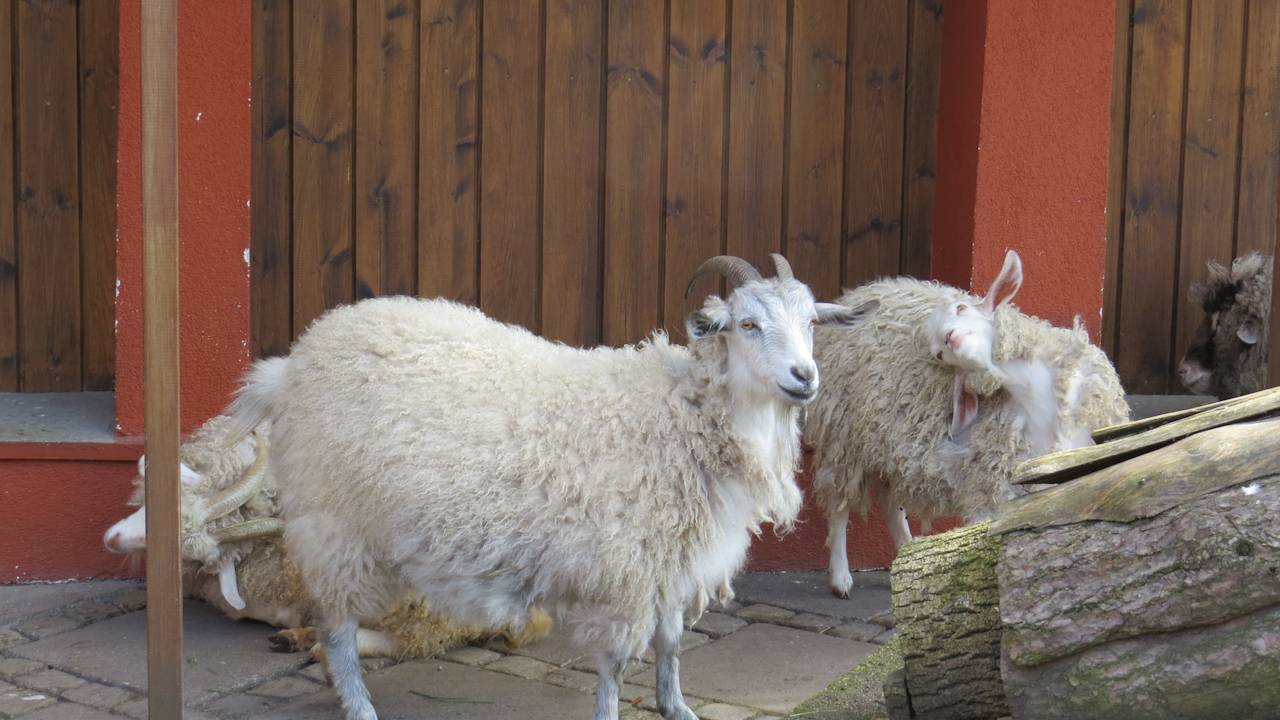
[224,356,290,449]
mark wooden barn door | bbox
[0,0,119,392]
[252,0,944,356]
[1104,0,1280,393]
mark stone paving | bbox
[0,571,893,719]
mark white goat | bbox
[103,416,486,659]
[226,255,877,720]
[807,251,1129,596]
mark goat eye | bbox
[810,317,818,326]
[956,303,969,313]
[741,320,755,331]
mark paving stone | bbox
[568,656,652,679]
[621,710,663,720]
[619,684,704,715]
[202,691,283,717]
[61,605,118,627]
[0,582,138,627]
[0,659,46,682]
[691,612,748,639]
[0,631,25,653]
[295,662,329,684]
[58,682,136,709]
[9,601,308,706]
[734,604,794,624]
[12,617,80,641]
[630,624,878,715]
[21,703,120,720]
[108,698,147,719]
[254,657,597,719]
[732,571,892,622]
[641,631,710,664]
[868,610,896,629]
[246,675,325,699]
[827,621,884,643]
[439,645,502,667]
[111,592,148,613]
[542,667,598,694]
[695,702,757,720]
[708,598,743,614]
[779,613,838,634]
[359,656,395,672]
[494,626,587,667]
[16,669,85,697]
[0,687,57,717]
[485,655,555,680]
[871,629,897,645]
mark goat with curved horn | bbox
[769,253,794,280]
[198,429,269,521]
[684,255,764,299]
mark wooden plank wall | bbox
[252,0,945,354]
[1106,0,1280,393]
[0,0,119,392]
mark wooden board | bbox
[542,0,603,348]
[1102,0,1134,360]
[79,0,119,391]
[662,0,726,341]
[602,0,665,346]
[291,0,355,337]
[1115,0,1188,393]
[784,0,847,304]
[843,0,908,291]
[479,0,542,332]
[0,3,15,391]
[1236,0,1280,259]
[251,0,294,359]
[899,0,943,280]
[417,0,479,306]
[355,0,419,301]
[16,0,81,391]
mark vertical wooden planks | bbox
[292,0,355,339]
[479,0,542,332]
[1174,0,1245,371]
[79,0,119,390]
[543,0,603,347]
[419,0,480,306]
[1117,0,1189,394]
[843,1,908,291]
[355,0,419,301]
[900,0,943,280]
[0,3,15,391]
[251,0,294,359]
[1103,0,1135,361]
[16,0,81,391]
[662,0,726,340]
[603,0,666,346]
[784,0,847,303]
[725,0,788,272]
[1236,0,1280,259]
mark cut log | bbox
[1090,385,1280,443]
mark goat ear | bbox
[982,250,1023,313]
[686,307,732,338]
[951,370,979,437]
[815,299,879,327]
[1238,320,1263,345]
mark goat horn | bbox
[199,429,269,521]
[684,256,763,299]
[209,517,286,545]
[769,253,794,280]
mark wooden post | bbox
[141,0,183,716]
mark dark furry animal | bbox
[1179,253,1272,399]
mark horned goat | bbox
[807,250,1129,597]
[1179,252,1273,399]
[225,255,877,720]
[102,415,485,659]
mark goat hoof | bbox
[268,627,318,653]
[829,570,854,599]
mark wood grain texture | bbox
[900,0,943,280]
[479,0,542,332]
[79,0,119,391]
[1270,252,1280,388]
[603,0,665,346]
[843,0,908,291]
[292,0,355,338]
[1236,0,1280,258]
[1103,0,1135,360]
[418,0,479,306]
[542,0,603,347]
[0,3,15,391]
[355,0,419,300]
[16,0,82,391]
[784,0,847,303]
[725,0,787,273]
[662,0,726,341]
[1174,0,1245,376]
[1116,0,1189,393]
[251,0,293,359]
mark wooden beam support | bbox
[140,0,183,716]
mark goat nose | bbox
[791,364,815,383]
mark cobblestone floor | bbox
[0,571,893,720]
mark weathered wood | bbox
[1089,387,1272,443]
[1102,0,1134,361]
[891,523,1008,720]
[997,417,1280,534]
[251,0,293,358]
[899,0,942,280]
[1015,387,1280,485]
[0,2,15,392]
[1236,0,1280,259]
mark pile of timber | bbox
[884,387,1280,720]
